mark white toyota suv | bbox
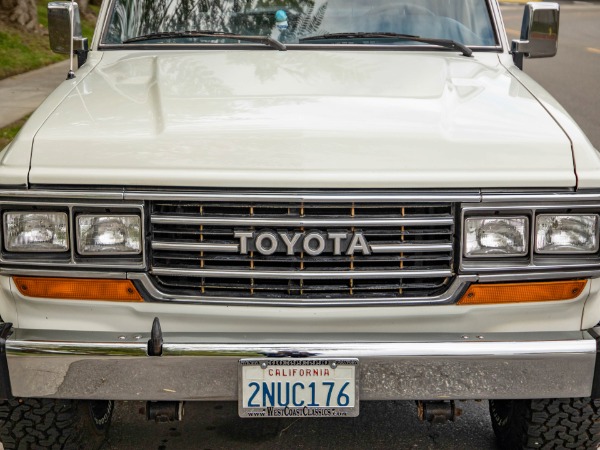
[1,0,599,448]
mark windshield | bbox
[103,0,497,48]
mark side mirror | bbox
[511,2,559,70]
[48,2,88,67]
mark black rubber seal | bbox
[588,328,600,398]
[0,323,13,399]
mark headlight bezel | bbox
[0,200,145,269]
[461,203,600,273]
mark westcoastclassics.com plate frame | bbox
[238,358,359,418]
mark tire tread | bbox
[0,398,112,450]
[490,397,600,450]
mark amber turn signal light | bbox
[457,280,587,305]
[13,277,143,302]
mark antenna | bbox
[66,0,76,79]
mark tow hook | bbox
[143,318,182,421]
[145,401,184,422]
[417,400,462,424]
[147,317,163,356]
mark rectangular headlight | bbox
[464,216,528,257]
[535,214,599,254]
[77,215,141,255]
[3,212,69,252]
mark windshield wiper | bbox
[123,30,286,51]
[299,32,472,57]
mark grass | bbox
[0,116,29,150]
[0,0,98,80]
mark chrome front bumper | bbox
[2,329,597,401]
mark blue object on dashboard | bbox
[275,10,288,30]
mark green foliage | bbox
[0,28,65,80]
[82,4,101,39]
[0,116,28,150]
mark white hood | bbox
[28,50,575,188]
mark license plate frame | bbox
[238,358,359,418]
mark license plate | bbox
[239,358,359,418]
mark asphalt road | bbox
[103,4,600,449]
[105,400,496,449]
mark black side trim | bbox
[0,323,13,399]
[75,38,89,68]
[589,328,600,398]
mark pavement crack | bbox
[279,418,301,437]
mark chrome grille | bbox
[149,198,456,301]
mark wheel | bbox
[0,398,113,449]
[489,398,600,449]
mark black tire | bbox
[489,397,600,450]
[0,398,113,450]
